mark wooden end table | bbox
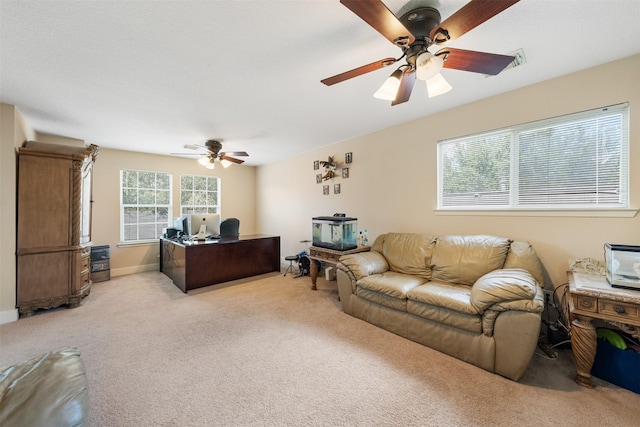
[567,271,640,388]
[307,245,370,290]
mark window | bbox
[180,174,220,216]
[120,170,172,242]
[438,103,629,210]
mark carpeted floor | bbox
[1,271,638,426]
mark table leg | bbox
[571,314,597,388]
[310,259,319,290]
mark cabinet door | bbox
[79,161,93,245]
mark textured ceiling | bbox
[1,1,639,165]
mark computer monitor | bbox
[189,213,220,237]
[173,216,189,236]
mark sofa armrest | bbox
[471,268,543,314]
[337,251,389,281]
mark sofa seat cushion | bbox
[355,272,427,312]
[406,281,482,333]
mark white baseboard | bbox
[110,263,159,277]
[0,308,19,324]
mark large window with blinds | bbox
[120,169,172,242]
[437,103,629,210]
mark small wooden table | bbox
[567,271,640,388]
[308,245,370,290]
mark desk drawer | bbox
[599,300,640,321]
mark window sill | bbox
[434,208,638,218]
[117,240,159,248]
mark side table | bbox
[307,245,371,290]
[567,271,640,388]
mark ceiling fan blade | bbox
[221,151,249,157]
[391,70,415,106]
[430,0,520,46]
[439,48,515,75]
[220,155,244,164]
[340,0,415,46]
[321,57,396,86]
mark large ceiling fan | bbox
[321,0,520,105]
[174,140,249,169]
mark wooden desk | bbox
[567,271,640,388]
[160,235,280,292]
[307,246,370,290]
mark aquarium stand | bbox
[308,245,371,290]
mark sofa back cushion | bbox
[503,241,545,286]
[374,233,436,280]
[431,235,511,285]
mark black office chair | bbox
[220,218,240,238]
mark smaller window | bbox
[180,174,220,216]
[438,103,629,210]
[120,170,172,242]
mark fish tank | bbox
[312,216,357,251]
[605,243,640,290]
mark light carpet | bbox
[1,271,638,426]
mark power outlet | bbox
[543,290,555,308]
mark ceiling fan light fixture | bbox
[373,69,403,101]
[198,155,215,169]
[416,52,444,81]
[425,73,452,98]
[220,158,233,168]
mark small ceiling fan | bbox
[321,0,520,105]
[173,140,249,169]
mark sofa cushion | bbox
[431,235,511,285]
[407,300,483,334]
[407,281,479,315]
[356,271,427,312]
[0,347,88,427]
[379,233,436,280]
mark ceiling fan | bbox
[174,140,249,169]
[321,0,520,105]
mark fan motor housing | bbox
[399,7,441,39]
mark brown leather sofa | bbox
[336,233,545,381]
[0,347,89,426]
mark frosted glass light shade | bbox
[373,69,403,101]
[220,158,233,168]
[198,156,215,169]
[426,73,452,97]
[416,52,444,81]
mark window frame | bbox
[436,103,631,216]
[179,174,221,217]
[119,169,173,243]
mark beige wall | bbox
[0,104,36,323]
[256,54,640,290]
[92,149,257,276]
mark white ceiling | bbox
[2,1,639,165]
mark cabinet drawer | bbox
[599,300,640,320]
[575,295,598,313]
[81,256,90,272]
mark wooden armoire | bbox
[16,141,99,316]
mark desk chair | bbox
[220,218,240,238]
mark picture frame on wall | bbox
[345,152,352,164]
[316,174,322,183]
[334,183,341,194]
[314,160,320,170]
[323,185,329,195]
[342,167,349,178]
